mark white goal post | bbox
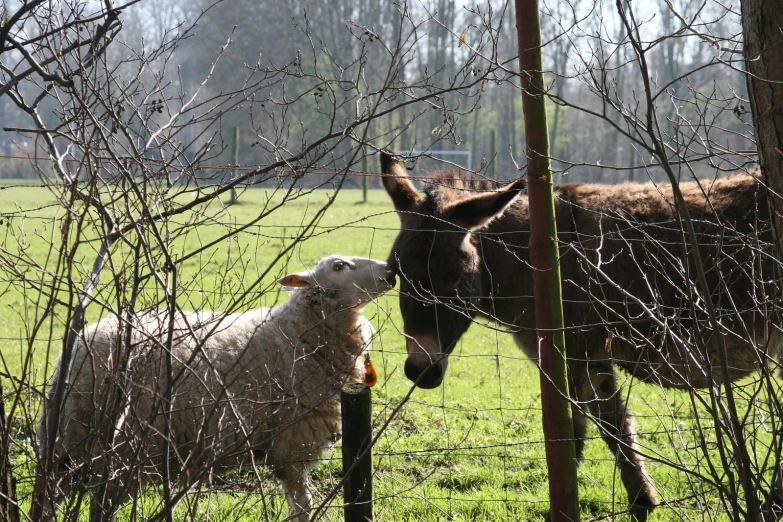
[407,150,473,171]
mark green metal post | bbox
[515,1,580,521]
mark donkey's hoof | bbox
[629,500,656,522]
[630,483,659,512]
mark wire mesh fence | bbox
[0,0,780,520]
[0,161,780,521]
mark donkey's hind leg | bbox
[568,365,588,463]
[572,402,588,462]
[580,363,658,520]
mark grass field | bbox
[0,182,747,521]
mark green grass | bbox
[0,183,757,521]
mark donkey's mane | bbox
[422,170,508,210]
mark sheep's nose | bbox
[380,266,396,286]
[375,263,396,286]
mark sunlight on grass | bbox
[0,183,755,520]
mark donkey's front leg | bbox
[582,363,658,520]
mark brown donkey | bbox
[380,150,778,518]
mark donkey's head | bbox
[381,150,525,388]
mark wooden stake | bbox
[341,383,373,522]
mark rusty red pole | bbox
[515,0,580,520]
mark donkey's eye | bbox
[333,261,346,271]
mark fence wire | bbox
[0,169,779,521]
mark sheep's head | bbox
[278,255,396,309]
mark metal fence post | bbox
[515,0,580,520]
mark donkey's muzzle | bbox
[404,334,449,388]
[404,356,447,389]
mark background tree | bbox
[0,0,781,520]
[0,1,526,520]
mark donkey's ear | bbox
[380,149,421,213]
[277,272,316,288]
[443,178,526,230]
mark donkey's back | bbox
[560,173,767,226]
[557,173,777,388]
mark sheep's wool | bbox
[59,292,372,482]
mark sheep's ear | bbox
[380,149,421,214]
[442,178,526,230]
[277,273,316,288]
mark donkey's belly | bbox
[612,329,776,389]
[512,331,539,362]
[512,323,779,389]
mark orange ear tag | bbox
[363,354,378,388]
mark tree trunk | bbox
[743,3,783,518]
[742,0,783,246]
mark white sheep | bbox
[44,255,395,522]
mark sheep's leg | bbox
[36,455,80,522]
[761,463,783,521]
[279,472,313,522]
[88,482,121,522]
[37,477,65,522]
[85,464,134,522]
[581,363,658,520]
